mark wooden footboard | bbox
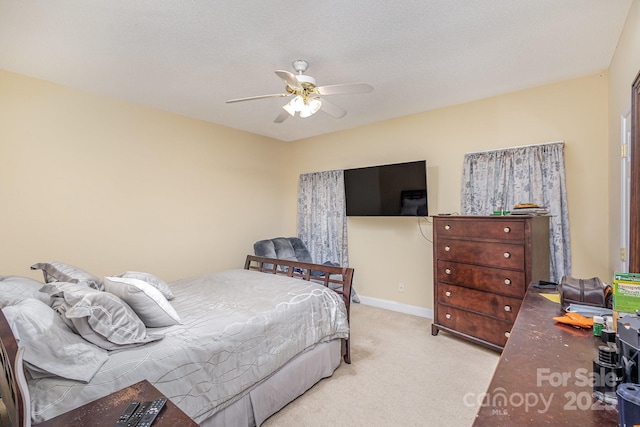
[0,310,30,427]
[244,255,353,364]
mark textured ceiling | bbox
[0,1,633,141]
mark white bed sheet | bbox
[28,269,349,424]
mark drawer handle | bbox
[503,227,510,233]
[445,268,452,275]
[445,246,451,252]
[504,278,511,285]
[505,331,510,338]
[503,252,511,258]
[445,313,452,319]
[445,291,451,297]
[504,305,511,312]
[444,225,451,230]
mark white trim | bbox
[465,140,564,155]
[357,296,433,318]
[621,112,632,273]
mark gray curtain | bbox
[297,170,348,267]
[460,142,570,282]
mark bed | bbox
[0,255,353,426]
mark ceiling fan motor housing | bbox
[296,74,317,88]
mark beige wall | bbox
[289,73,609,309]
[0,70,291,281]
[2,28,622,312]
[608,0,640,278]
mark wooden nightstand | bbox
[36,380,198,427]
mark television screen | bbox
[344,160,428,217]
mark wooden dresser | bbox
[431,215,550,351]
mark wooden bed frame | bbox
[0,256,353,426]
[244,254,353,364]
[0,313,29,427]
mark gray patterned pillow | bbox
[65,292,162,350]
[2,298,108,382]
[0,276,50,308]
[31,261,103,290]
[39,281,99,306]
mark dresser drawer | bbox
[437,239,525,270]
[436,260,526,297]
[436,305,513,348]
[435,219,525,241]
[437,284,522,322]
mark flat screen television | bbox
[344,160,428,217]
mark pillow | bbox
[115,271,174,300]
[31,261,103,290]
[64,291,162,350]
[39,282,101,331]
[68,316,163,351]
[2,298,108,382]
[0,276,50,308]
[104,276,181,327]
[39,281,100,306]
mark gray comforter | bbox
[28,269,349,424]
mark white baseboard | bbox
[357,296,433,319]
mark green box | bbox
[614,272,640,282]
[613,272,640,313]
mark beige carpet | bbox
[263,303,499,427]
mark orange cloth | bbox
[553,312,594,329]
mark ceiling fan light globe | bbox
[282,94,322,118]
[300,104,320,118]
[299,110,311,118]
[283,99,297,116]
[308,98,322,113]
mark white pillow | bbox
[115,271,174,300]
[2,299,108,382]
[104,276,181,328]
[65,292,160,349]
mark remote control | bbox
[135,397,167,427]
[127,401,151,427]
[115,402,139,427]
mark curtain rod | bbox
[465,140,564,155]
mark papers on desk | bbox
[540,293,561,304]
[565,303,612,318]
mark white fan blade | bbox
[274,109,290,123]
[226,93,289,103]
[316,83,373,96]
[275,70,302,89]
[319,98,347,119]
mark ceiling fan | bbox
[225,60,373,123]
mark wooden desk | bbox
[37,380,198,427]
[473,286,618,426]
